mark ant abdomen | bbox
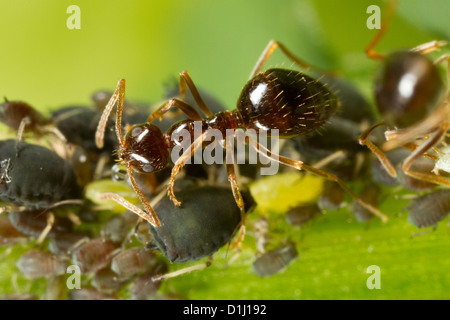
[374,51,445,128]
[237,68,338,138]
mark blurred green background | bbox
[0,0,449,300]
[1,0,448,111]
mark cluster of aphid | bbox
[1,6,450,299]
[0,91,178,299]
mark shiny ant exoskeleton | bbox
[359,1,450,187]
[95,40,388,240]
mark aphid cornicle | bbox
[95,40,387,241]
[0,139,82,209]
[359,0,450,187]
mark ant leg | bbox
[365,0,398,60]
[152,255,213,281]
[99,165,161,227]
[249,40,324,79]
[401,124,450,187]
[383,95,450,151]
[179,71,213,117]
[225,139,246,249]
[240,131,389,222]
[100,192,160,226]
[96,79,125,149]
[168,130,211,206]
[359,122,397,178]
[146,98,203,123]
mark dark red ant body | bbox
[95,40,387,239]
[359,0,450,187]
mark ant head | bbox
[119,123,170,173]
[374,51,445,129]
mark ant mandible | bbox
[359,0,450,187]
[95,40,388,242]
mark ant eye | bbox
[130,126,144,138]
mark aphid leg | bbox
[179,71,214,117]
[93,153,111,180]
[66,236,90,255]
[146,98,203,123]
[312,150,346,169]
[249,40,323,79]
[410,41,448,55]
[401,143,440,161]
[411,225,438,238]
[99,191,160,227]
[225,139,246,249]
[95,78,125,149]
[168,131,210,206]
[15,117,31,145]
[401,124,450,186]
[359,122,397,178]
[14,117,32,156]
[152,255,213,281]
[365,0,398,60]
[433,54,449,85]
[241,132,389,222]
[35,212,55,245]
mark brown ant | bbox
[95,40,388,244]
[359,0,450,187]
